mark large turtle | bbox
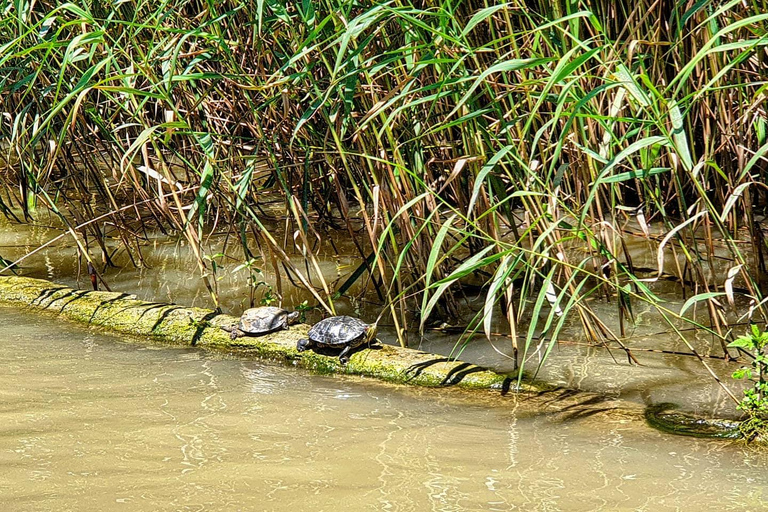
[296,315,377,364]
[225,306,300,340]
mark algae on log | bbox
[0,276,516,390]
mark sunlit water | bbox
[1,306,767,511]
[2,215,768,510]
[0,217,758,416]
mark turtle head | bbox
[286,310,300,325]
[296,338,313,352]
[364,323,378,344]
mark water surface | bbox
[1,306,767,511]
[0,216,757,418]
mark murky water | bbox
[1,306,767,511]
[2,215,768,509]
[0,217,335,312]
[0,216,756,416]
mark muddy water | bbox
[0,218,333,312]
[1,306,767,512]
[0,217,756,417]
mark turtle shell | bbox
[307,315,373,348]
[238,306,295,335]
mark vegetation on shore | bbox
[2,0,768,419]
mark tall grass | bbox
[1,0,768,388]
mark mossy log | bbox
[0,276,517,390]
[2,275,760,442]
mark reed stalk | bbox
[1,0,767,383]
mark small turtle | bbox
[296,315,377,364]
[225,306,300,340]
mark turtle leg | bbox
[338,345,353,364]
[296,338,313,352]
[230,328,243,340]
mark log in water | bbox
[0,276,512,390]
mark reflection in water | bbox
[0,217,351,315]
[0,306,768,511]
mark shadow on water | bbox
[467,386,632,423]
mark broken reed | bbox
[1,0,767,378]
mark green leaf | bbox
[419,214,458,332]
[599,167,670,184]
[189,132,216,227]
[669,100,693,171]
[424,214,457,288]
[468,145,514,215]
[446,58,551,121]
[596,136,668,181]
[727,337,755,349]
[613,63,650,106]
[732,368,750,379]
[420,246,496,331]
[460,3,511,38]
[679,292,725,317]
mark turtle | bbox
[225,306,300,340]
[296,315,377,364]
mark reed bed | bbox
[1,0,768,390]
